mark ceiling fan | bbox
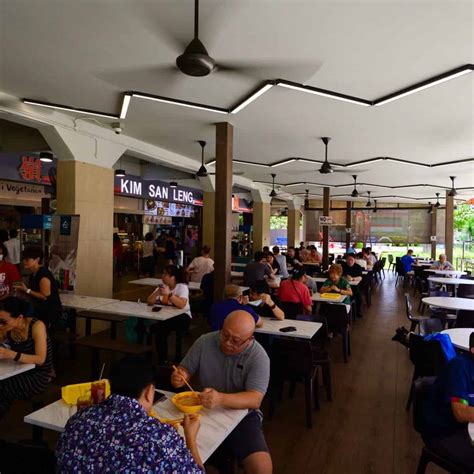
[317,137,356,174]
[434,192,441,208]
[365,191,372,207]
[195,140,243,177]
[351,175,359,197]
[448,176,457,197]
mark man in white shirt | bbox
[363,248,376,268]
[272,246,289,279]
[186,245,214,283]
[4,230,20,267]
[430,254,454,271]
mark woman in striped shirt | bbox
[0,297,53,418]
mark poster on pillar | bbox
[49,215,80,293]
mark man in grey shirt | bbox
[244,251,274,287]
[272,246,289,279]
[172,311,272,474]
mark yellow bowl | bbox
[171,391,203,414]
[61,380,111,405]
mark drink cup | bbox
[91,380,106,404]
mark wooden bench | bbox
[75,330,153,378]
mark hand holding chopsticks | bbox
[172,365,196,393]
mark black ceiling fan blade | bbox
[215,59,323,83]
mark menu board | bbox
[144,199,196,218]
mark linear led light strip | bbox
[230,83,274,114]
[23,99,118,120]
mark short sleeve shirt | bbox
[155,283,191,318]
[322,277,351,305]
[188,256,214,283]
[277,279,312,308]
[209,299,258,331]
[432,260,454,270]
[244,262,272,286]
[180,332,270,396]
[0,261,21,298]
[401,255,415,272]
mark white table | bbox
[441,328,471,351]
[312,292,346,303]
[60,294,118,312]
[425,269,467,277]
[312,277,360,286]
[231,271,244,278]
[231,262,247,268]
[428,277,474,296]
[24,390,247,463]
[0,359,35,380]
[422,297,474,312]
[267,276,281,289]
[255,319,322,340]
[129,278,249,293]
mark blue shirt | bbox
[209,299,258,331]
[425,353,474,437]
[400,254,414,273]
[56,394,203,473]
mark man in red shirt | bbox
[0,242,21,300]
[277,269,313,313]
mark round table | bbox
[427,277,474,296]
[441,328,471,351]
[426,269,467,277]
[422,296,474,311]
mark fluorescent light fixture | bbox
[233,160,269,168]
[39,151,54,163]
[297,158,320,164]
[120,94,132,119]
[230,83,273,114]
[283,182,306,187]
[132,92,228,114]
[384,157,429,168]
[270,158,297,168]
[276,80,372,106]
[344,158,384,168]
[374,66,473,106]
[23,99,119,120]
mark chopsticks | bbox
[172,365,196,393]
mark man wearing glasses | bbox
[171,311,272,474]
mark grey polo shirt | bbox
[244,262,272,286]
[180,332,270,395]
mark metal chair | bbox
[387,254,395,272]
[404,293,429,333]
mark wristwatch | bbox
[269,303,276,309]
[26,288,31,295]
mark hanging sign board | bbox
[319,216,333,226]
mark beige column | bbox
[202,191,215,257]
[253,202,271,251]
[56,161,114,298]
[322,187,330,268]
[431,205,437,260]
[445,191,454,263]
[287,198,303,248]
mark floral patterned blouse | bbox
[56,394,203,473]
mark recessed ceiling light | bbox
[230,83,273,114]
[23,99,118,120]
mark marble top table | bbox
[312,292,346,304]
[267,276,281,289]
[0,359,35,380]
[24,390,247,463]
[90,300,186,322]
[60,294,118,312]
[422,297,474,312]
[129,278,249,293]
[428,277,474,286]
[425,269,467,277]
[441,328,471,351]
[312,277,360,286]
[255,319,322,340]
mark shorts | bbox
[222,410,269,462]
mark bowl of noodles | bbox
[171,391,203,414]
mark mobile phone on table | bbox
[152,306,162,312]
[154,390,167,403]
[279,326,297,333]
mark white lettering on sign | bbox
[319,216,333,225]
[121,179,142,196]
[132,181,142,195]
[172,189,194,204]
[120,179,129,194]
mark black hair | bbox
[202,245,211,254]
[22,246,43,263]
[262,246,270,252]
[0,241,8,258]
[145,232,154,241]
[109,355,156,399]
[250,280,270,295]
[254,251,264,262]
[0,297,28,320]
[9,229,18,239]
[292,269,306,280]
[272,246,280,254]
[163,264,187,284]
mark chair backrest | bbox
[388,254,393,263]
[319,302,349,332]
[455,310,474,328]
[412,376,437,434]
[396,261,406,276]
[404,293,414,320]
[419,318,443,335]
[408,334,447,376]
[270,339,314,377]
[280,301,305,320]
[457,282,474,298]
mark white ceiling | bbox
[0,0,473,203]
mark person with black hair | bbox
[421,332,474,469]
[147,265,191,362]
[0,242,21,301]
[277,269,313,314]
[15,247,62,327]
[248,280,285,320]
[243,251,274,287]
[56,355,203,472]
[0,297,53,417]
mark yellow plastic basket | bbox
[320,293,342,300]
[61,380,111,405]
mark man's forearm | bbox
[452,403,474,423]
[219,391,263,410]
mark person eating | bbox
[171,311,272,474]
[342,254,363,318]
[265,252,280,276]
[0,297,53,418]
[277,269,313,314]
[430,254,454,271]
[320,264,353,309]
[244,251,275,287]
[57,355,203,472]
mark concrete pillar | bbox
[322,187,330,268]
[202,191,215,258]
[431,205,437,260]
[213,122,233,301]
[345,201,352,253]
[445,191,454,263]
[287,198,304,248]
[251,188,272,252]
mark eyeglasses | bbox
[220,330,253,348]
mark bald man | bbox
[172,311,272,473]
